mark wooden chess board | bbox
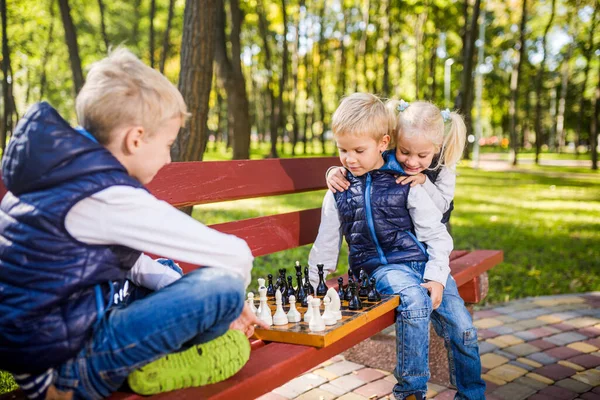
[251,294,399,348]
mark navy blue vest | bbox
[334,153,428,278]
[0,103,143,373]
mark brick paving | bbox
[261,292,600,400]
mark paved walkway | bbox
[260,292,600,400]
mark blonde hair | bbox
[386,100,466,169]
[76,47,188,144]
[332,93,393,144]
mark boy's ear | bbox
[122,126,146,154]
[379,134,391,151]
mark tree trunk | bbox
[337,4,349,99]
[354,0,369,92]
[291,0,304,156]
[508,0,527,166]
[132,0,142,47]
[381,0,391,97]
[533,0,556,164]
[159,0,176,73]
[428,30,438,101]
[275,0,289,157]
[172,0,217,164]
[149,0,156,68]
[58,0,84,94]
[257,0,277,158]
[40,0,56,100]
[576,1,597,157]
[316,2,326,154]
[592,60,599,170]
[97,0,110,52]
[414,11,426,99]
[214,0,251,160]
[1,0,13,153]
[455,0,481,160]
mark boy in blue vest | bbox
[308,93,485,400]
[0,48,267,399]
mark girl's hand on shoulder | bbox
[421,281,444,309]
[327,167,350,193]
[396,173,426,187]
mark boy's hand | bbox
[327,167,350,193]
[421,281,444,310]
[396,173,426,187]
[229,303,270,338]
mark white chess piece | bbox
[273,289,288,326]
[258,286,272,326]
[247,292,258,316]
[326,287,342,320]
[322,296,337,326]
[303,295,314,323]
[257,278,267,315]
[287,295,301,323]
[308,298,325,332]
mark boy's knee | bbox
[183,268,245,309]
[398,285,432,318]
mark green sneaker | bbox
[127,330,250,395]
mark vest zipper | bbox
[365,173,388,265]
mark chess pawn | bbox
[316,264,328,297]
[308,298,325,332]
[326,287,342,321]
[359,270,370,298]
[273,289,288,326]
[247,292,258,316]
[287,295,302,323]
[348,280,363,310]
[303,295,314,322]
[367,277,381,302]
[322,296,337,326]
[295,271,306,304]
[337,277,345,300]
[304,266,315,295]
[344,277,353,301]
[258,287,273,326]
[266,274,275,297]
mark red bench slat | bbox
[147,157,339,207]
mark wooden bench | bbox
[0,156,503,400]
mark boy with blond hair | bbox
[0,48,267,399]
[309,93,484,399]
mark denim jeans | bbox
[372,263,486,400]
[52,267,245,399]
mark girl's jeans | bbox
[53,267,245,399]
[372,262,486,400]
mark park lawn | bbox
[193,164,600,303]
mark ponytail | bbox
[438,111,467,170]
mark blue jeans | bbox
[372,263,486,400]
[53,267,245,399]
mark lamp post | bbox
[444,58,454,109]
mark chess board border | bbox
[252,294,399,347]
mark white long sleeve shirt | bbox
[308,185,453,288]
[423,166,456,214]
[65,186,254,290]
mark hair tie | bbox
[441,108,451,123]
[397,99,410,112]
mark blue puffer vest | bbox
[0,102,143,374]
[334,152,428,278]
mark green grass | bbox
[193,163,600,304]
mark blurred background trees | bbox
[1,0,599,168]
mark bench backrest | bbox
[146,157,339,270]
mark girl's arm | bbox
[422,167,456,214]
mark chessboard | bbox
[252,294,399,348]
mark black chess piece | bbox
[304,266,315,296]
[267,274,275,297]
[348,280,362,310]
[294,260,302,276]
[337,277,345,300]
[295,271,306,304]
[344,277,353,301]
[358,269,370,298]
[279,269,288,297]
[316,264,328,297]
[286,276,296,300]
[367,277,381,302]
